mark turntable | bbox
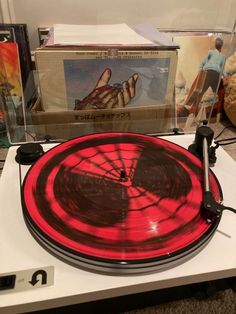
[1,127,236,313]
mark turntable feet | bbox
[15,143,44,165]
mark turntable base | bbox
[1,134,236,314]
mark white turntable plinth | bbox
[1,134,236,314]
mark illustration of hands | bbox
[74,68,139,110]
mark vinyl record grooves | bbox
[21,132,222,273]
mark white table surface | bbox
[1,134,236,314]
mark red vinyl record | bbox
[22,133,222,273]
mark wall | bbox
[1,0,236,50]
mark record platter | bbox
[1,132,236,313]
[21,132,222,273]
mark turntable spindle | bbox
[120,169,127,182]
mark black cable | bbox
[215,137,236,146]
[214,125,236,140]
[216,136,236,142]
[223,206,236,215]
[215,140,236,146]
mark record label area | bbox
[21,133,222,273]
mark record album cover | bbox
[0,24,33,89]
[0,27,15,43]
[174,34,230,129]
[33,48,177,137]
[35,49,177,113]
[0,43,24,130]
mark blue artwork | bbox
[64,58,170,110]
